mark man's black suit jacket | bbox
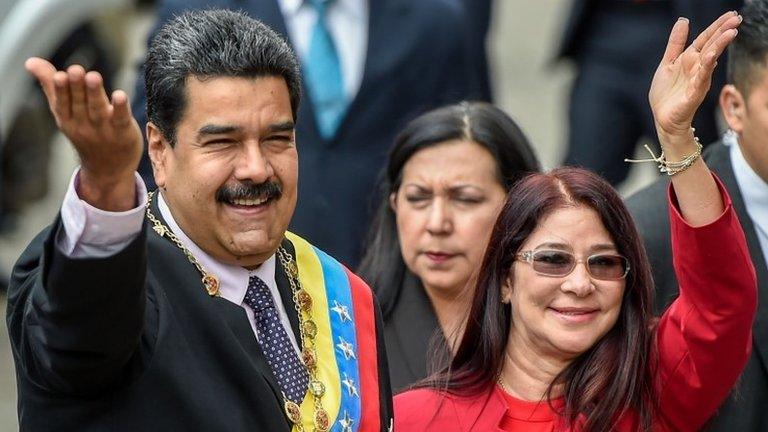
[626,142,768,431]
[6,197,393,431]
[134,0,484,266]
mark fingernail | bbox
[677,17,688,22]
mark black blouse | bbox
[383,272,452,393]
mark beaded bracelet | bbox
[625,129,703,176]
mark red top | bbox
[394,178,757,432]
[497,393,565,431]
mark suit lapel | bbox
[275,239,303,346]
[330,0,407,144]
[707,144,768,371]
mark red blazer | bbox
[395,179,757,431]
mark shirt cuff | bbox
[58,168,148,257]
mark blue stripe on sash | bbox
[314,246,361,432]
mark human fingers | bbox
[700,13,742,58]
[53,71,72,121]
[662,18,689,64]
[708,27,739,62]
[85,71,110,124]
[24,57,57,108]
[67,65,87,119]
[692,11,738,52]
[693,29,738,94]
[110,90,133,128]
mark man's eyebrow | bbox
[266,121,295,133]
[197,124,240,138]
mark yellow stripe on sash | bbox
[285,232,341,430]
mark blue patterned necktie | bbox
[243,275,309,403]
[305,0,347,139]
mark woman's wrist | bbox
[656,125,699,161]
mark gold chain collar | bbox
[145,191,331,431]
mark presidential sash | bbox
[286,232,381,432]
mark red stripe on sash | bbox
[345,267,381,431]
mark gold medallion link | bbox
[285,400,302,424]
[296,289,313,312]
[302,348,317,369]
[202,274,220,296]
[314,409,330,431]
[302,320,318,339]
[310,380,325,397]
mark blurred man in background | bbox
[627,1,768,429]
[558,0,742,186]
[132,0,487,266]
[459,0,493,102]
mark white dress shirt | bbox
[278,0,368,101]
[57,168,301,354]
[728,132,768,272]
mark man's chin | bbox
[224,233,282,265]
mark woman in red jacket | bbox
[394,11,756,432]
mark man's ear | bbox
[720,84,747,134]
[147,122,171,188]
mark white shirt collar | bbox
[728,133,768,230]
[278,0,303,16]
[156,192,277,306]
[278,0,366,20]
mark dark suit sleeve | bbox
[373,295,394,430]
[625,177,680,314]
[6,218,148,396]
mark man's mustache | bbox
[216,181,283,203]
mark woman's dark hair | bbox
[423,167,656,431]
[357,102,541,320]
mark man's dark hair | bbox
[727,0,768,95]
[144,8,302,144]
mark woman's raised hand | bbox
[650,12,741,145]
[648,12,742,226]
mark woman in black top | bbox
[358,102,540,392]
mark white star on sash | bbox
[342,373,359,398]
[331,300,352,322]
[339,411,354,432]
[336,337,357,360]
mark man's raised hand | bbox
[25,57,143,211]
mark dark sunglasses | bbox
[516,249,630,280]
